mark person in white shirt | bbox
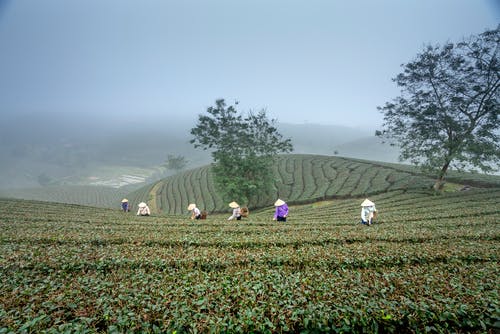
[360,199,377,225]
[228,201,242,220]
[137,202,151,216]
[187,203,202,220]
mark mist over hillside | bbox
[0,111,400,189]
[277,123,399,162]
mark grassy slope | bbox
[0,188,498,332]
[0,185,129,208]
[129,154,499,215]
[1,154,498,212]
[348,157,500,188]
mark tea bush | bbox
[134,155,440,215]
[1,187,498,333]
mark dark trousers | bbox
[277,216,286,222]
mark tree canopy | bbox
[378,26,499,190]
[190,99,293,206]
[163,154,188,173]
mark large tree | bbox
[190,99,293,206]
[377,26,499,190]
[163,154,188,174]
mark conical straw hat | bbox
[229,201,239,208]
[361,199,375,207]
[121,198,128,203]
[187,203,196,211]
[274,199,285,206]
[138,202,147,208]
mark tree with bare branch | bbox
[378,26,499,190]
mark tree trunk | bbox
[433,160,451,191]
[433,177,445,192]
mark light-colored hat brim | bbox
[274,199,285,206]
[138,202,147,208]
[361,199,375,207]
[187,203,196,211]
[229,201,239,208]
[121,198,128,203]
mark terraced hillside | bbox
[128,155,441,214]
[348,158,500,188]
[0,185,129,209]
[0,187,498,333]
[2,155,497,213]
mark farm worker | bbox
[187,203,202,220]
[121,198,129,212]
[360,199,377,225]
[273,199,289,222]
[137,202,151,216]
[228,201,242,220]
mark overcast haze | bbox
[0,0,499,130]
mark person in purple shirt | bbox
[121,199,129,212]
[273,199,289,222]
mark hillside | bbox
[2,154,498,211]
[347,158,500,188]
[128,154,442,215]
[0,185,130,209]
[0,187,498,332]
[0,112,399,190]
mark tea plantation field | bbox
[3,155,498,213]
[1,187,499,333]
[0,185,129,209]
[129,155,446,215]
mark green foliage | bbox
[190,99,293,205]
[132,155,442,214]
[163,154,188,173]
[131,154,500,215]
[0,188,499,333]
[212,153,276,205]
[378,26,500,187]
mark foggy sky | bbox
[0,0,499,130]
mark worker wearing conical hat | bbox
[228,201,242,221]
[360,199,377,225]
[121,199,129,212]
[187,203,201,220]
[136,202,151,216]
[273,199,289,222]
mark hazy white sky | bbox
[0,0,498,129]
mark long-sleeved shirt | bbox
[137,205,151,216]
[190,207,201,219]
[228,207,241,220]
[361,205,376,222]
[274,204,289,219]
